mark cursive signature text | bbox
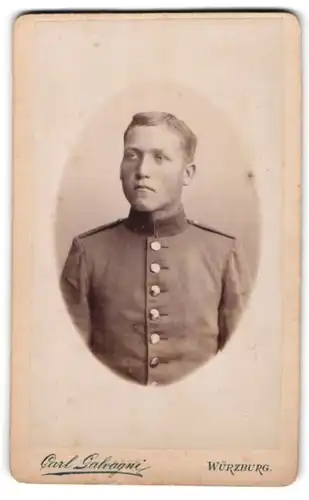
[40,453,150,478]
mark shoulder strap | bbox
[78,219,124,239]
[187,219,235,240]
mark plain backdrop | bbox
[1,1,308,499]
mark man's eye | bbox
[154,153,164,162]
[125,151,138,161]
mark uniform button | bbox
[149,308,160,320]
[151,381,158,386]
[150,263,161,274]
[150,333,160,344]
[150,241,161,251]
[149,357,159,368]
[150,285,161,296]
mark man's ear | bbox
[119,161,124,180]
[183,163,196,186]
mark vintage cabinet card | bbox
[11,11,301,486]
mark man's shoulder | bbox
[187,219,236,240]
[76,219,125,240]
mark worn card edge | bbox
[9,11,301,486]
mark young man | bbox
[60,111,252,386]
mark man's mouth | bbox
[135,185,156,192]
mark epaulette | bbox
[187,219,235,239]
[78,219,124,238]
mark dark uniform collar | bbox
[125,206,188,237]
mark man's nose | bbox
[135,155,153,178]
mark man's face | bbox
[120,124,195,213]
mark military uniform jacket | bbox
[60,208,252,386]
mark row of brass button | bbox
[149,241,161,381]
[150,242,161,321]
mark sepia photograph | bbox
[60,108,254,386]
[10,11,301,486]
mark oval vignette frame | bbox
[55,80,261,382]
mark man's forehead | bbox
[124,124,182,150]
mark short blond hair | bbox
[124,111,197,163]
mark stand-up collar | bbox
[125,206,188,237]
